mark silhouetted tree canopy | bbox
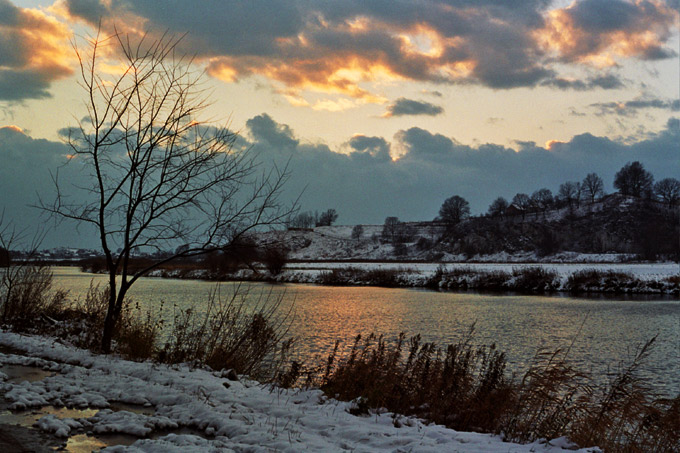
[654,178,680,208]
[582,173,604,203]
[438,195,470,224]
[487,197,509,217]
[614,161,654,197]
[316,209,338,227]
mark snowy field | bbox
[0,330,601,452]
[285,261,680,281]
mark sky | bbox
[0,0,679,248]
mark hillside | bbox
[260,194,679,263]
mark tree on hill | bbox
[288,211,316,228]
[654,178,680,208]
[558,182,581,209]
[438,195,470,224]
[351,224,364,240]
[511,193,531,219]
[582,173,604,203]
[487,197,509,218]
[614,161,654,198]
[382,217,401,243]
[43,31,291,353]
[316,209,338,227]
[531,188,554,216]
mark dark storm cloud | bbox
[0,126,84,246]
[240,115,680,225]
[58,0,678,97]
[0,0,72,101]
[2,116,679,246]
[384,98,444,117]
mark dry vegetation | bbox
[278,329,679,452]
[1,264,678,451]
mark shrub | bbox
[115,301,163,360]
[262,246,288,276]
[317,268,405,287]
[158,285,294,379]
[565,269,646,294]
[510,267,560,292]
[0,264,67,330]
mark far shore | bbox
[68,260,680,296]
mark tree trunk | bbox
[101,309,115,353]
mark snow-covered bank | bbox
[143,261,680,295]
[0,330,600,452]
[283,261,679,280]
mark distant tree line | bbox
[372,161,678,260]
[287,208,338,228]
[482,161,678,219]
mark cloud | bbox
[347,135,391,162]
[3,115,679,247]
[0,0,73,101]
[590,97,680,116]
[52,0,678,104]
[538,0,678,66]
[243,115,680,225]
[0,125,84,246]
[246,114,299,149]
[541,73,625,90]
[384,98,444,117]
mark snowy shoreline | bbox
[138,261,680,295]
[0,330,601,452]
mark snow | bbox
[0,330,601,452]
[283,261,679,280]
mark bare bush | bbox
[158,285,294,379]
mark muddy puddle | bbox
[0,364,55,383]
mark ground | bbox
[0,330,601,452]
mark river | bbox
[50,266,679,395]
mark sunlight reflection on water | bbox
[51,266,679,395]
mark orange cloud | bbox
[0,3,73,100]
[0,125,24,134]
[537,1,678,67]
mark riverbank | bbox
[140,261,680,295]
[0,330,599,452]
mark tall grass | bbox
[0,264,67,330]
[157,285,294,379]
[280,330,679,452]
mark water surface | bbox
[51,266,679,395]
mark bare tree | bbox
[558,182,580,209]
[316,208,338,227]
[288,211,315,229]
[581,172,604,203]
[531,188,554,217]
[351,224,364,241]
[381,217,401,243]
[511,193,531,219]
[654,178,680,208]
[487,197,509,218]
[43,30,291,353]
